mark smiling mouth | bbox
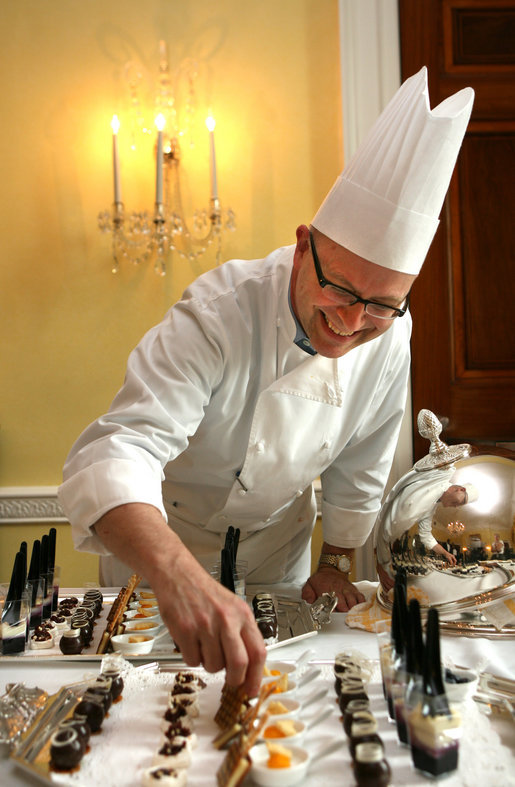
[324,314,354,337]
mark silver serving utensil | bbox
[15,688,77,762]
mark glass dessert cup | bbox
[408,696,461,778]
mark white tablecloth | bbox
[1,585,514,786]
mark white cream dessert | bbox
[152,739,191,770]
[30,629,54,649]
[169,682,200,717]
[174,671,206,691]
[162,729,198,751]
[160,713,194,737]
[168,694,199,718]
[141,766,188,786]
[50,614,69,631]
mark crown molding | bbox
[0,487,66,523]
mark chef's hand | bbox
[432,544,457,566]
[154,551,266,697]
[301,566,365,612]
[93,503,266,697]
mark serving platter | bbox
[9,658,514,787]
[0,591,320,664]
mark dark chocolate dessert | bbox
[49,727,84,770]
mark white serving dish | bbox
[259,719,306,745]
[262,661,297,683]
[249,744,310,786]
[444,666,479,703]
[111,633,155,655]
[121,620,162,636]
[262,698,301,720]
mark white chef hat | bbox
[311,67,474,274]
[463,483,479,504]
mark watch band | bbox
[318,553,352,573]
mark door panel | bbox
[399,0,515,458]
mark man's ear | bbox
[293,224,310,269]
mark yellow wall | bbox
[0,1,342,583]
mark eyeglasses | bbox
[309,232,409,320]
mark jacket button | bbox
[255,441,265,453]
[238,489,247,496]
[295,490,303,498]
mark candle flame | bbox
[155,113,166,132]
[111,115,120,134]
[206,115,216,132]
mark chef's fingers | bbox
[239,622,267,698]
[219,608,265,696]
[198,633,225,675]
[335,587,366,612]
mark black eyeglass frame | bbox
[309,232,410,320]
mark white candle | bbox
[206,115,219,201]
[111,115,122,203]
[155,113,166,205]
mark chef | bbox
[58,68,473,695]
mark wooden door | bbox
[398,0,515,459]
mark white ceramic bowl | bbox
[122,619,162,636]
[266,680,297,700]
[262,698,300,720]
[138,591,158,602]
[259,719,306,745]
[444,666,478,703]
[249,743,310,787]
[111,633,155,655]
[262,662,296,684]
[125,610,162,625]
[129,600,160,613]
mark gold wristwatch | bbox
[318,553,352,573]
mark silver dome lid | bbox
[375,410,515,637]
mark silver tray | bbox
[0,593,329,664]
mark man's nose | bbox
[335,301,368,331]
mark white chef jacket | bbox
[58,244,412,588]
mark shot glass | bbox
[0,583,30,655]
[210,560,248,600]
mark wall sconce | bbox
[98,42,235,276]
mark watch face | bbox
[337,556,351,573]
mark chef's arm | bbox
[93,502,266,695]
[301,541,365,612]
